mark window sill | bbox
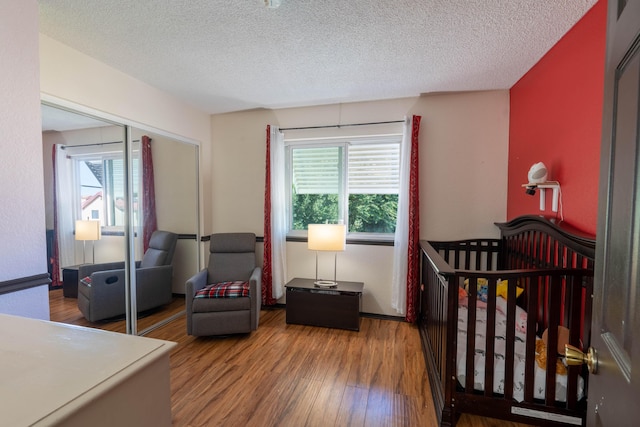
[286,235,394,247]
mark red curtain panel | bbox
[405,115,421,323]
[262,126,276,306]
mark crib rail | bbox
[419,242,455,420]
[497,215,595,272]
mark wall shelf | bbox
[522,181,560,212]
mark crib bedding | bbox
[456,298,584,403]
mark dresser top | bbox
[0,314,175,426]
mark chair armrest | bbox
[185,269,208,335]
[249,267,262,298]
[85,269,126,298]
[78,268,127,321]
[78,261,141,279]
[249,267,262,331]
[185,269,208,298]
[78,262,125,279]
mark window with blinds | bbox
[287,137,401,235]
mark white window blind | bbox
[291,146,341,194]
[291,143,400,195]
[348,143,400,194]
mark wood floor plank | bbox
[48,288,533,427]
[335,385,369,427]
[305,380,345,427]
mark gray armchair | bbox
[186,232,261,336]
[77,230,178,322]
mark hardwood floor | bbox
[49,287,186,333]
[49,289,531,427]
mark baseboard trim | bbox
[262,303,405,322]
[0,273,51,296]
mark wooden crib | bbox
[419,215,595,427]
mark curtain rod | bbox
[60,140,140,149]
[279,120,404,131]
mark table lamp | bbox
[307,223,346,287]
[75,219,101,264]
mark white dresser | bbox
[0,314,176,427]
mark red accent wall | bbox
[507,0,606,235]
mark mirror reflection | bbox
[42,103,199,335]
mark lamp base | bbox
[314,280,338,288]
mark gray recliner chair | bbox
[186,232,261,336]
[77,230,178,322]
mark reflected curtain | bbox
[391,115,421,322]
[52,144,76,285]
[142,135,157,252]
[263,125,287,305]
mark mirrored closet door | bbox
[43,102,200,335]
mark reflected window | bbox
[77,155,140,227]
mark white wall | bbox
[211,92,510,316]
[0,0,49,320]
[0,287,50,319]
[418,91,510,240]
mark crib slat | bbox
[525,231,533,266]
[485,242,492,270]
[561,249,570,327]
[464,245,470,270]
[566,274,583,409]
[503,278,516,401]
[523,275,538,403]
[484,280,497,398]
[533,231,541,266]
[465,277,477,393]
[545,275,562,404]
[538,270,546,331]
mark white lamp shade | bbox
[307,224,346,251]
[75,220,101,241]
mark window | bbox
[77,155,140,227]
[286,136,400,236]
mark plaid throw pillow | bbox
[195,281,250,299]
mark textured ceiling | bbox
[38,0,598,115]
